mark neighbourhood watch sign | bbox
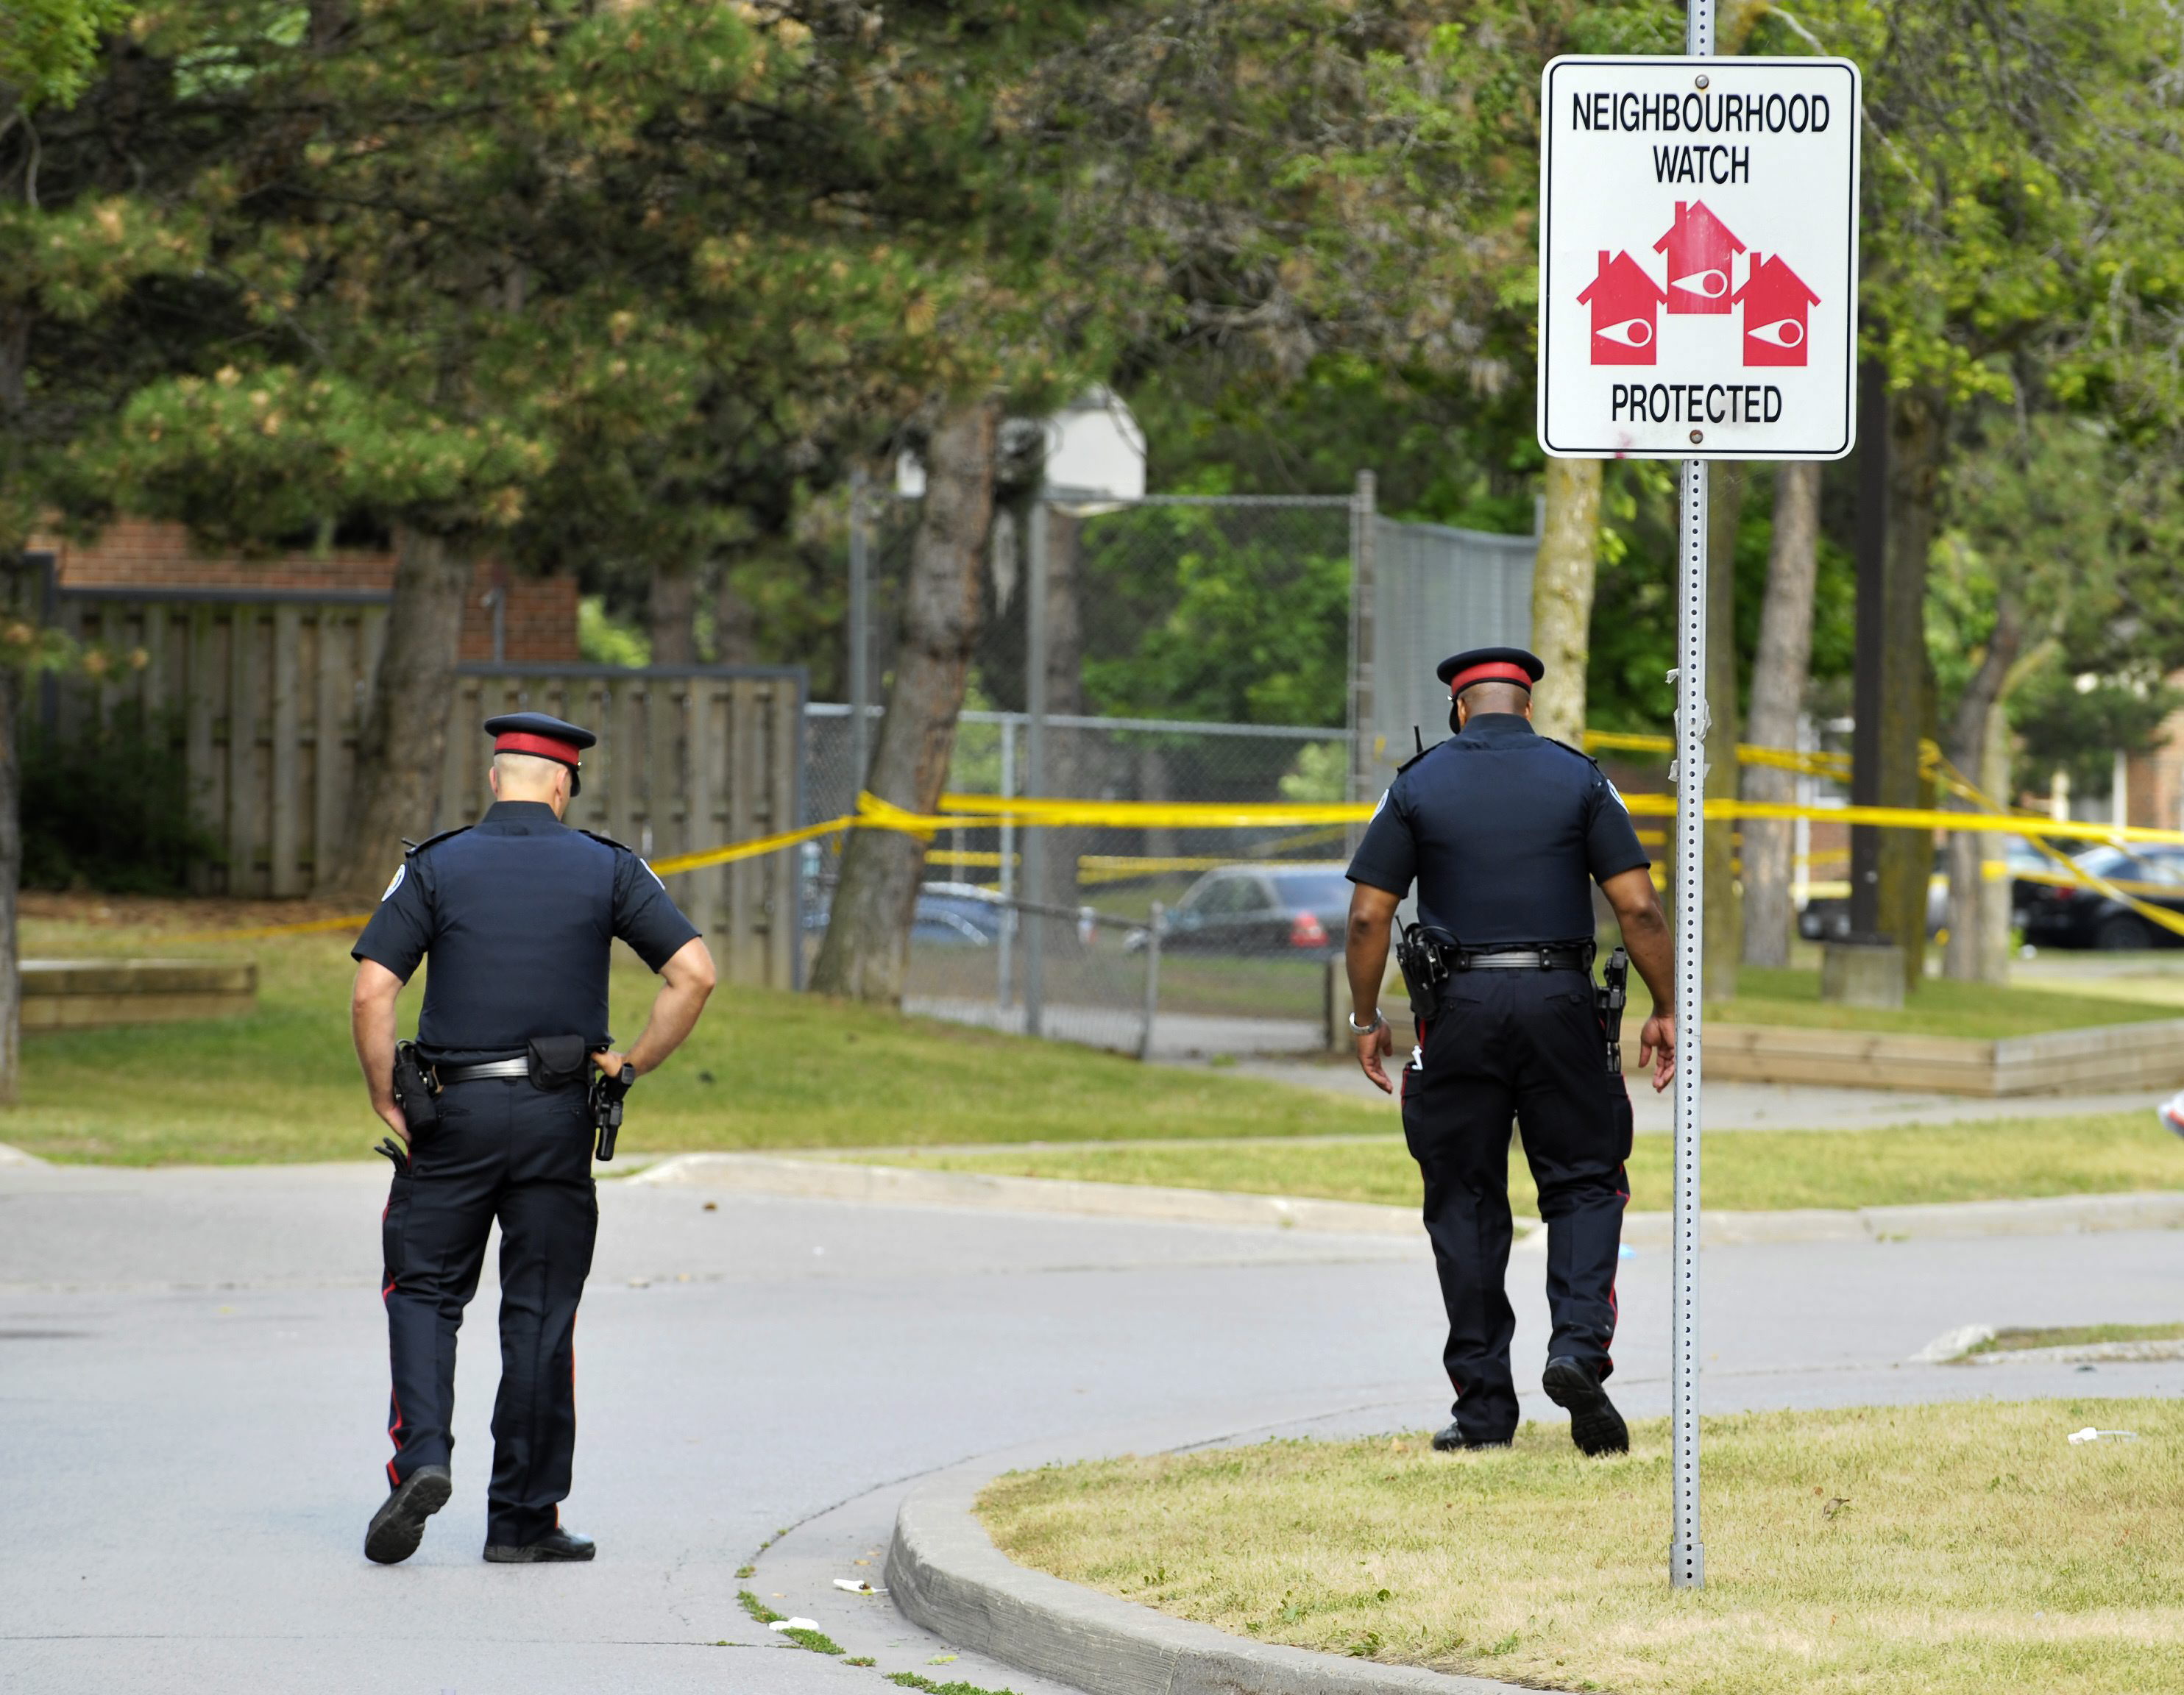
[1537,57,1862,461]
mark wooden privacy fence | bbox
[50,591,805,987]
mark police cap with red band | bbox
[484,711,595,796]
[1435,646,1545,697]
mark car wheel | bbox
[2095,914,2156,952]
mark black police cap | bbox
[1436,647,1545,694]
[485,712,595,795]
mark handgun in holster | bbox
[1595,946,1629,1075]
[1394,920,1459,1023]
[391,1040,441,1135]
[589,1060,636,1162]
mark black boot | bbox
[364,1465,452,1565]
[483,1527,596,1563]
[1431,1421,1511,1452]
[1542,1357,1629,1456]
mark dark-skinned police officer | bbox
[1344,648,1677,1455]
[351,712,715,1564]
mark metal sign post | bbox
[1538,0,1860,1591]
[1667,0,1712,1605]
[1670,454,1708,1590]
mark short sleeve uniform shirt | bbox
[353,800,701,1065]
[1345,714,1648,945]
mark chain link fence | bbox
[801,491,1365,1054]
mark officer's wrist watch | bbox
[1347,1009,1386,1034]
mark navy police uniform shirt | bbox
[352,800,701,1065]
[1346,714,1649,945]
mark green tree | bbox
[1779,0,2184,987]
[1,0,245,1104]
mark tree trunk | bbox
[1039,507,1087,909]
[1975,697,2016,983]
[0,658,19,1106]
[1529,458,1601,746]
[1942,597,2019,981]
[649,561,696,667]
[324,527,474,901]
[712,561,757,665]
[1876,388,1947,991]
[1740,462,1820,968]
[1703,462,1746,998]
[809,400,1001,1003]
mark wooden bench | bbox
[21,959,258,1031]
[1679,1017,2184,1097]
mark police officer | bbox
[351,712,715,1564]
[1344,648,1676,1455]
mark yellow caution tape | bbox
[183,765,2183,942]
[193,912,374,940]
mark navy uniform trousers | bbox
[380,1074,598,1546]
[1400,965,1632,1443]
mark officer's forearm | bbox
[625,939,716,1076]
[351,961,404,1111]
[1345,886,1400,1023]
[1599,868,1674,1012]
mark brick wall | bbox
[2129,695,2184,832]
[461,568,581,664]
[42,519,579,662]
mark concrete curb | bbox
[886,1466,1524,1695]
[631,1151,2184,1245]
[0,1142,48,1168]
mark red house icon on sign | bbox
[1576,250,1668,366]
[1653,200,1745,314]
[1731,253,1821,367]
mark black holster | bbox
[589,1065,634,1162]
[1394,920,1459,1023]
[391,1040,440,1135]
[1595,947,1629,1074]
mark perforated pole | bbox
[1668,0,1714,1602]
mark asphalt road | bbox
[3,1156,2180,1694]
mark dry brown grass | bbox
[979,1399,2184,1694]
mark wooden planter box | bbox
[1681,1017,2184,1097]
[21,959,257,1031]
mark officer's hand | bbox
[377,1101,410,1150]
[592,1049,632,1079]
[1355,1016,1397,1095]
[1640,1011,1676,1092]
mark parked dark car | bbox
[1798,836,2059,942]
[2020,845,2184,950]
[1149,861,1351,958]
[804,881,1008,947]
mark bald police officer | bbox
[1344,649,1677,1455]
[352,712,715,1564]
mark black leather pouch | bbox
[526,1034,590,1091]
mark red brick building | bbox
[38,518,579,664]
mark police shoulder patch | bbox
[380,864,406,902]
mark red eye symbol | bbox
[1670,269,1729,299]
[1595,319,1653,348]
[1747,318,1805,348]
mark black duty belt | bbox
[1450,944,1594,973]
[436,1058,531,1085]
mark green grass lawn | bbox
[979,1399,2184,1695]
[10,915,1380,1165]
[853,1112,2184,1213]
[1967,1321,2184,1356]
